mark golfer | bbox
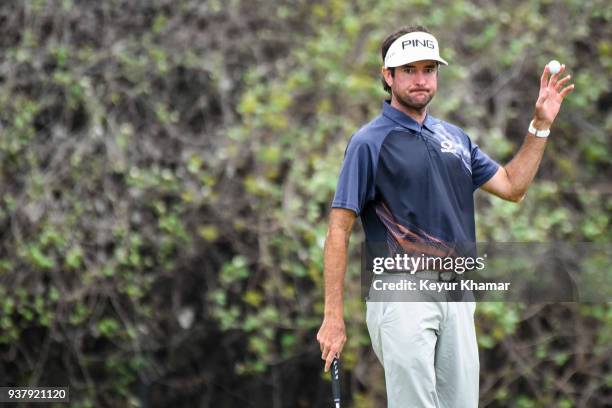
[316,26,573,407]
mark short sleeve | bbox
[331,140,376,215]
[470,141,499,190]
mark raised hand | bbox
[533,63,575,129]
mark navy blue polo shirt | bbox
[332,100,499,256]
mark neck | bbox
[390,96,427,125]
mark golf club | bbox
[330,356,341,408]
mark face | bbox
[383,60,438,112]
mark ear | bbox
[381,67,393,87]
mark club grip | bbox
[330,357,341,407]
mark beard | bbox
[394,89,435,112]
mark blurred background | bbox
[0,0,610,407]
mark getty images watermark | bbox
[370,253,510,299]
[361,243,612,303]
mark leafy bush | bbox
[0,0,609,406]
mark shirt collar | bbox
[381,100,437,132]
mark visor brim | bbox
[385,56,449,68]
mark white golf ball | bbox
[547,60,561,75]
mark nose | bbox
[413,70,427,86]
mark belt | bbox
[384,269,458,282]
[412,270,458,282]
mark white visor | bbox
[384,31,448,68]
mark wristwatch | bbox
[528,120,550,138]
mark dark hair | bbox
[380,25,432,94]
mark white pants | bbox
[366,300,479,408]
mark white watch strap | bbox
[529,120,550,137]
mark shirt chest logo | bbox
[440,140,456,153]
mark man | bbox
[316,26,574,407]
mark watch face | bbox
[536,129,550,137]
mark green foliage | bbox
[0,0,609,406]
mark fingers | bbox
[321,344,343,372]
[319,336,345,372]
[324,351,338,372]
[559,83,575,98]
[540,65,549,89]
[548,64,565,88]
[552,70,574,99]
[321,344,330,364]
[317,320,347,371]
[555,74,571,90]
[541,63,574,100]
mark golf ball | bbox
[547,60,561,75]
